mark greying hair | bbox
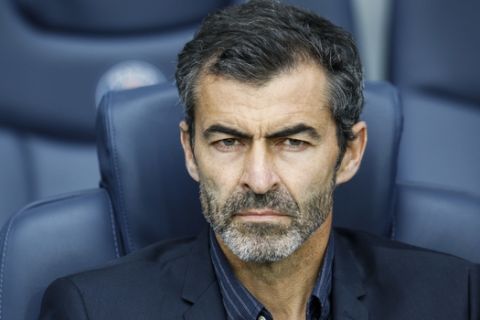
[175,0,363,154]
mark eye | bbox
[279,138,308,151]
[212,138,243,152]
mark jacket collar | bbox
[181,227,226,320]
[180,227,368,320]
[331,229,369,320]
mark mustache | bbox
[222,189,300,217]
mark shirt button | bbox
[258,316,267,320]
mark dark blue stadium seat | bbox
[282,0,355,36]
[393,91,480,262]
[0,190,120,320]
[0,0,356,231]
[396,93,480,197]
[96,84,205,253]
[395,183,480,263]
[389,0,480,100]
[334,81,401,237]
[388,0,480,261]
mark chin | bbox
[219,222,304,263]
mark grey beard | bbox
[199,180,334,263]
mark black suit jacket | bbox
[40,228,480,319]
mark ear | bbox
[179,120,200,182]
[335,121,367,185]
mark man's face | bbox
[181,63,361,263]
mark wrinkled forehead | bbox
[194,63,333,133]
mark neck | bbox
[216,214,332,320]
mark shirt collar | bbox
[311,231,334,319]
[209,228,334,320]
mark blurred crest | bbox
[95,60,166,107]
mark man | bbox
[40,1,479,319]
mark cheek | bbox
[195,150,244,202]
[274,150,337,200]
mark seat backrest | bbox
[389,0,480,101]
[388,0,480,263]
[334,81,401,236]
[97,81,402,254]
[282,0,355,36]
[393,91,480,263]
[0,189,120,320]
[0,126,100,229]
[97,85,205,253]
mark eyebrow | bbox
[203,124,252,140]
[266,123,320,140]
[203,123,320,141]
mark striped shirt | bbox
[209,229,334,320]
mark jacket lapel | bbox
[181,228,226,320]
[332,230,369,320]
[180,227,369,320]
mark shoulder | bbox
[73,235,197,283]
[332,228,479,318]
[333,228,477,299]
[40,235,201,319]
[333,227,474,269]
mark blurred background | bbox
[0,0,480,318]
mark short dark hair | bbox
[175,0,363,154]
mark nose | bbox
[240,142,280,194]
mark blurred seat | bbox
[334,81,401,237]
[393,92,480,262]
[96,84,205,253]
[282,0,355,36]
[389,0,480,99]
[388,0,480,261]
[0,189,120,320]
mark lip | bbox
[236,209,288,217]
[234,209,291,222]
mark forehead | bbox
[195,63,333,132]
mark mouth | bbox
[234,209,292,223]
